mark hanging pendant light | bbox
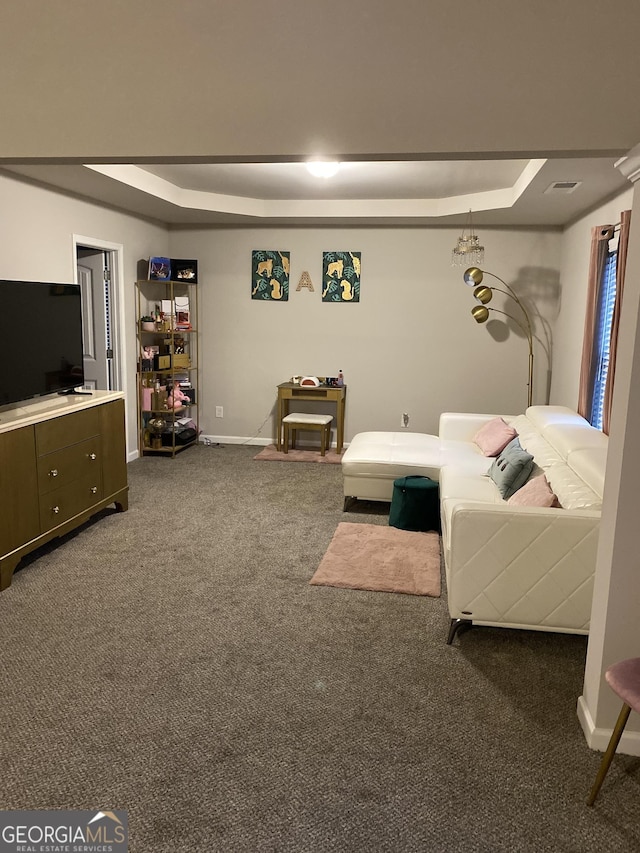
[451,209,485,267]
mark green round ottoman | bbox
[389,475,440,533]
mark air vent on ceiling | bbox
[544,180,582,195]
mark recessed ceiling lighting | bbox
[306,161,341,178]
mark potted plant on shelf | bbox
[140,315,156,331]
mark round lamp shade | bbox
[463,267,484,286]
[471,305,490,324]
[473,285,493,304]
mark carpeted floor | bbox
[310,522,441,596]
[0,444,639,853]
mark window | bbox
[589,250,617,430]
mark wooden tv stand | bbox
[0,391,128,591]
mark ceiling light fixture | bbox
[451,209,485,267]
[306,161,341,178]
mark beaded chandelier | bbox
[451,209,485,267]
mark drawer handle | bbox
[88,452,97,461]
[52,505,60,514]
[90,486,98,494]
[49,468,59,478]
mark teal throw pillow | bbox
[489,437,535,500]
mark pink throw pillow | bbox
[507,475,558,507]
[473,417,517,457]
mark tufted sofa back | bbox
[512,406,608,508]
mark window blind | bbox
[590,250,617,430]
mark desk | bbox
[276,382,347,453]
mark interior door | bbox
[77,249,111,390]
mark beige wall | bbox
[170,226,562,443]
[0,171,169,456]
[550,187,635,407]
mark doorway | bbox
[73,235,125,397]
[73,235,131,462]
[76,247,113,390]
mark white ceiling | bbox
[3,156,630,228]
[141,160,528,200]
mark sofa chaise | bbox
[342,406,607,642]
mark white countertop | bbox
[0,390,125,433]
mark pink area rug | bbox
[254,444,343,464]
[310,522,441,597]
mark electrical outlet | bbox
[216,406,224,418]
[401,412,409,428]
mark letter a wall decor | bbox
[322,251,361,302]
[251,250,290,300]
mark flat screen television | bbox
[0,279,85,407]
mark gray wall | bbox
[0,171,169,456]
[170,226,562,443]
[2,169,630,456]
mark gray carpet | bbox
[1,444,639,852]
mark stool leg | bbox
[283,423,289,454]
[291,428,297,450]
[320,425,327,456]
[587,702,632,805]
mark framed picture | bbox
[171,259,198,283]
[148,257,171,281]
[251,250,290,301]
[322,252,361,302]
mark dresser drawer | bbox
[0,425,39,556]
[0,395,128,593]
[39,470,104,531]
[35,407,100,456]
[37,437,102,495]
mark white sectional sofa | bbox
[342,406,607,642]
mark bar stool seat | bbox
[282,413,333,456]
[587,656,640,805]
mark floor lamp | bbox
[463,267,534,408]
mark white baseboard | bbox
[200,434,273,447]
[128,436,272,459]
[577,695,640,755]
[128,434,348,459]
[200,434,349,449]
[131,434,349,452]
